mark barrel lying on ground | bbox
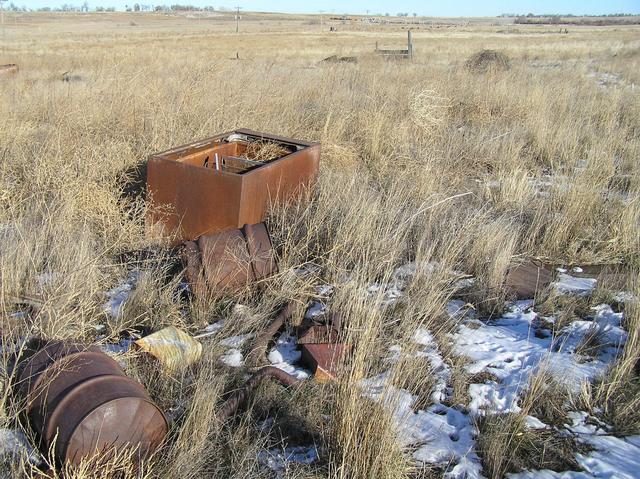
[15,341,168,466]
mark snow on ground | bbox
[367,262,475,308]
[362,375,482,478]
[412,328,452,403]
[510,412,640,479]
[267,331,311,380]
[0,428,40,466]
[217,334,252,367]
[103,270,139,318]
[454,301,624,415]
[220,348,244,367]
[357,261,630,478]
[553,273,597,296]
[360,326,482,477]
[257,446,319,478]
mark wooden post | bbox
[407,30,413,60]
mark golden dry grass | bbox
[0,10,639,479]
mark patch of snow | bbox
[0,428,41,465]
[575,435,640,479]
[572,267,584,273]
[447,300,476,320]
[524,415,548,429]
[268,331,310,380]
[103,270,139,318]
[305,301,327,319]
[257,446,318,477]
[614,291,636,303]
[453,302,623,415]
[553,273,597,296]
[315,284,334,297]
[361,374,482,478]
[508,411,640,478]
[412,328,451,403]
[219,334,252,348]
[100,338,133,355]
[220,348,244,367]
[508,470,591,478]
[205,321,225,333]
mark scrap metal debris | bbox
[505,259,553,299]
[182,221,278,295]
[147,128,320,242]
[14,341,167,466]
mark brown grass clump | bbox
[476,413,581,478]
[465,50,511,73]
[244,141,293,163]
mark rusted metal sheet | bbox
[297,313,342,345]
[300,343,349,383]
[182,221,278,295]
[199,228,254,291]
[16,341,167,466]
[243,222,277,281]
[147,129,320,243]
[0,64,18,75]
[505,260,553,299]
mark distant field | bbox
[1,11,639,479]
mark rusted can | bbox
[147,129,320,243]
[16,341,167,466]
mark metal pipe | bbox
[245,302,293,367]
[218,366,301,420]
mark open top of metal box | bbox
[152,129,314,175]
[147,129,320,242]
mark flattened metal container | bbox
[147,129,320,242]
[182,222,278,296]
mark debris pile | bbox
[465,49,511,73]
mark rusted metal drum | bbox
[182,221,278,297]
[16,341,168,466]
[243,222,277,280]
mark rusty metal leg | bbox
[218,366,300,420]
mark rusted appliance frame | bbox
[147,128,320,242]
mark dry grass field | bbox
[0,10,639,479]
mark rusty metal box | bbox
[147,129,320,242]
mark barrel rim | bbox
[44,374,151,450]
[26,350,125,415]
[63,396,168,464]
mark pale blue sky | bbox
[14,0,640,15]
